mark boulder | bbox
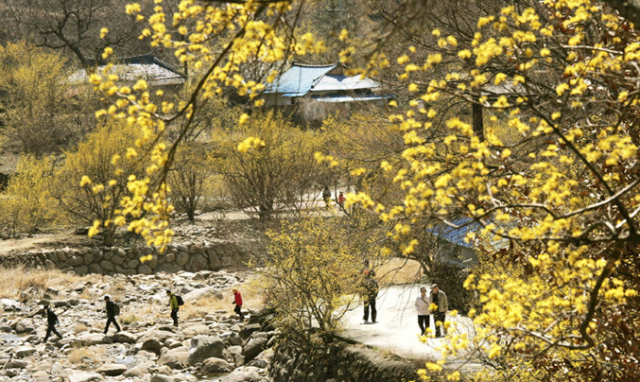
[87,263,103,275]
[242,337,268,362]
[187,335,225,365]
[15,319,34,333]
[75,333,113,346]
[220,332,242,346]
[140,338,162,354]
[138,264,152,275]
[239,323,261,340]
[69,255,84,267]
[6,360,28,369]
[96,364,127,376]
[100,260,114,272]
[207,252,221,270]
[221,367,262,382]
[183,288,219,303]
[185,254,208,272]
[1,299,21,311]
[32,371,49,381]
[158,348,189,369]
[155,263,180,273]
[151,375,174,382]
[69,372,103,382]
[112,331,136,344]
[201,357,233,374]
[176,252,189,266]
[123,362,154,377]
[255,348,274,364]
[74,265,88,276]
[14,346,36,358]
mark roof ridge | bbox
[85,52,185,77]
[292,62,336,68]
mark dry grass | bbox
[73,323,89,333]
[376,258,423,286]
[68,347,106,364]
[120,313,138,325]
[0,265,90,299]
[180,281,265,320]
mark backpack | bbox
[113,303,120,316]
[176,295,184,306]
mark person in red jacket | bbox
[232,289,244,320]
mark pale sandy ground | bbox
[342,284,482,370]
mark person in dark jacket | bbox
[323,186,332,209]
[43,306,62,342]
[232,289,244,320]
[362,273,379,323]
[167,290,179,327]
[103,295,121,334]
[431,284,449,338]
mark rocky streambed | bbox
[0,270,276,382]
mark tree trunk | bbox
[472,102,484,141]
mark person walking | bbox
[363,273,379,323]
[103,295,121,334]
[322,186,331,209]
[167,290,179,327]
[415,287,431,336]
[232,289,245,320]
[431,284,448,338]
[338,192,345,208]
[43,306,63,342]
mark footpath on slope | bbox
[341,284,481,370]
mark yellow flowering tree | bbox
[337,0,640,381]
[0,156,59,236]
[261,217,373,346]
[54,121,165,247]
[89,0,327,247]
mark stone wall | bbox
[0,240,255,275]
[270,339,417,382]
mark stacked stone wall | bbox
[271,339,417,382]
[0,241,254,275]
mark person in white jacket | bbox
[415,287,431,335]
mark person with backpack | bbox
[43,306,63,342]
[104,295,121,334]
[362,273,379,323]
[232,289,244,320]
[431,284,448,338]
[415,286,431,336]
[167,290,181,327]
[322,186,331,209]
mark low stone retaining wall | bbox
[0,240,255,275]
[271,338,417,382]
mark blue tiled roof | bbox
[264,63,337,97]
[263,63,381,97]
[428,217,508,250]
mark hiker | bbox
[103,295,121,334]
[167,290,179,327]
[232,289,245,320]
[431,284,448,338]
[43,306,63,342]
[338,192,345,208]
[415,287,431,336]
[362,272,379,323]
[322,186,331,208]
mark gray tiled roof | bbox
[69,53,185,86]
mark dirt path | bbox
[342,284,480,369]
[0,232,89,256]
